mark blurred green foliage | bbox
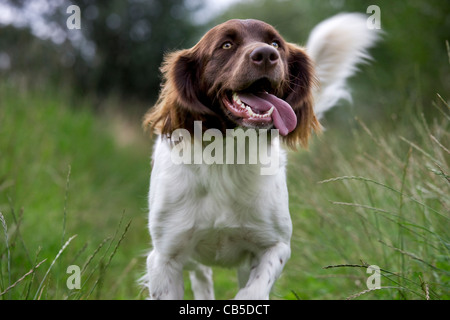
[0,0,203,103]
[68,0,202,101]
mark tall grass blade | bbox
[81,237,111,275]
[446,40,450,65]
[0,259,46,297]
[346,286,401,300]
[430,135,450,155]
[0,212,11,298]
[24,246,42,300]
[85,219,132,299]
[33,235,77,300]
[399,136,442,166]
[398,148,412,286]
[9,206,32,266]
[319,176,449,221]
[323,263,428,299]
[62,165,71,246]
[378,240,448,274]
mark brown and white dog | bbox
[142,14,378,300]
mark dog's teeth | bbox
[243,105,275,118]
[239,103,274,118]
[233,93,243,106]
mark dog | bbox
[141,13,378,300]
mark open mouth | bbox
[222,80,297,136]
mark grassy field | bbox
[284,96,449,300]
[0,81,151,299]
[0,78,448,300]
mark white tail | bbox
[306,13,380,118]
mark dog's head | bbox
[144,19,320,148]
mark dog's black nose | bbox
[250,46,279,69]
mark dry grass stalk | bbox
[0,259,47,296]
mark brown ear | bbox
[282,44,321,149]
[143,49,214,136]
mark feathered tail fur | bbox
[306,13,380,118]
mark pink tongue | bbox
[238,92,297,136]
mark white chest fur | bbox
[148,136,292,266]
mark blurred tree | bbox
[69,0,204,102]
[0,0,205,106]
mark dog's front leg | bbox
[234,242,290,300]
[146,250,184,300]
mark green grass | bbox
[280,96,450,300]
[0,81,150,299]
[0,78,448,299]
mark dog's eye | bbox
[271,41,280,49]
[222,42,233,50]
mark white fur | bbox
[307,13,379,118]
[142,13,378,300]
